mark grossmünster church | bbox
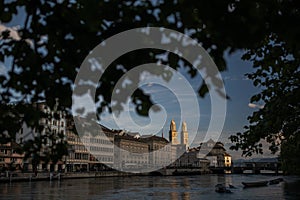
[169,119,189,148]
[169,119,189,162]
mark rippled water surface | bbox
[1,174,300,200]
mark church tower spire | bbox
[169,119,179,144]
[181,121,189,149]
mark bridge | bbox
[232,157,282,174]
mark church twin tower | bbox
[169,119,189,148]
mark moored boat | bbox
[269,178,284,185]
[242,181,268,187]
[215,184,232,193]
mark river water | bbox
[1,174,300,200]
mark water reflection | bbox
[0,175,299,200]
[170,177,179,200]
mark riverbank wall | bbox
[0,171,137,183]
[0,167,212,183]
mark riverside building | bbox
[15,102,67,172]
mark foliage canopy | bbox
[0,0,299,172]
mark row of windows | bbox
[19,128,65,137]
[68,136,82,143]
[74,153,89,160]
[0,149,18,154]
[124,155,148,160]
[123,160,148,164]
[43,107,65,118]
[73,145,87,151]
[0,157,18,162]
[153,153,171,158]
[153,144,169,150]
[120,145,147,151]
[90,146,113,152]
[68,137,76,142]
[96,156,113,162]
[45,119,65,127]
[0,149,8,154]
[89,138,112,144]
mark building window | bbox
[3,150,7,154]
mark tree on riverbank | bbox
[229,33,300,174]
[0,0,299,173]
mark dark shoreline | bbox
[0,171,140,183]
[0,170,285,184]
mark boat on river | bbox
[269,178,284,185]
[242,180,268,187]
[215,184,232,193]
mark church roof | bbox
[140,135,169,143]
[224,152,231,157]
